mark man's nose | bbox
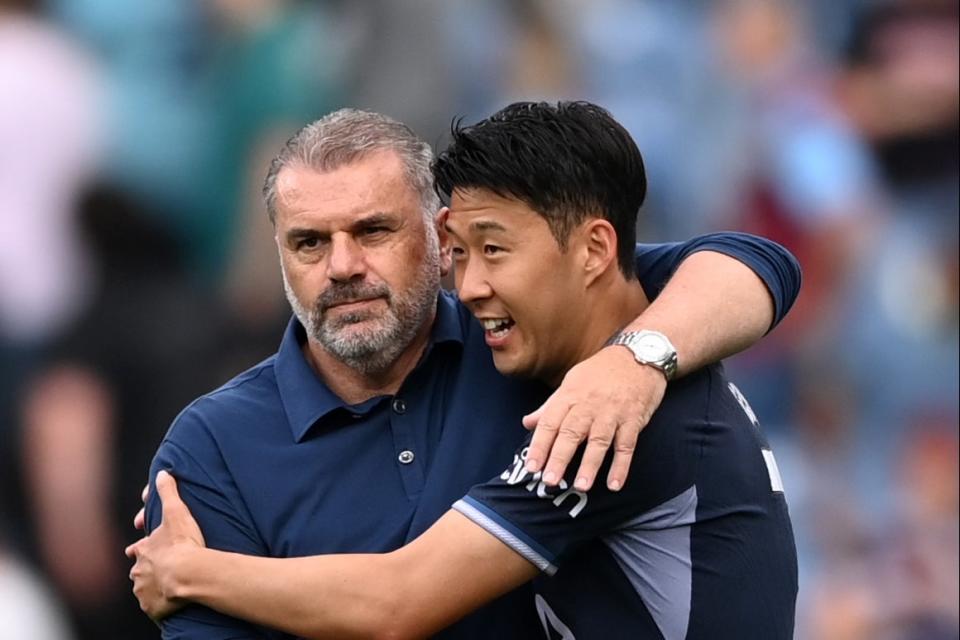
[455,257,493,306]
[326,234,367,282]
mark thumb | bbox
[521,404,544,431]
[156,470,186,522]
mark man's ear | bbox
[436,207,453,277]
[581,218,618,287]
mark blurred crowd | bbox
[0,0,956,638]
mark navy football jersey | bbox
[454,364,797,639]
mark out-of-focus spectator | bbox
[802,426,959,640]
[205,0,343,327]
[707,0,884,431]
[46,0,214,266]
[337,0,454,143]
[0,2,103,346]
[46,0,343,285]
[0,0,104,565]
[834,0,959,433]
[560,0,740,240]
[19,185,254,640]
[842,0,959,192]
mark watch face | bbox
[636,335,668,361]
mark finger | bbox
[521,405,543,431]
[540,408,591,486]
[605,416,642,492]
[134,506,146,531]
[570,418,618,492]
[524,399,573,474]
[141,482,150,504]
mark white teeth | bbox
[482,318,513,336]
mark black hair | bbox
[432,101,646,276]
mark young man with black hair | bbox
[129,103,798,639]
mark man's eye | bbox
[451,246,467,258]
[296,237,324,251]
[362,226,390,236]
[483,244,503,256]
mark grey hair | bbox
[263,108,440,224]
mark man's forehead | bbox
[274,155,418,218]
[447,188,538,231]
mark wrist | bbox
[607,330,678,381]
[166,544,206,601]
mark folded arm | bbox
[130,473,536,640]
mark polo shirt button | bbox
[398,450,415,465]
[392,398,406,414]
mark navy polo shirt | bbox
[145,233,801,639]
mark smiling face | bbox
[274,150,447,374]
[447,188,593,384]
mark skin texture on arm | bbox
[524,249,777,493]
[129,472,538,640]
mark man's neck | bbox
[565,274,650,379]
[302,317,435,405]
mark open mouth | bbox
[481,317,515,339]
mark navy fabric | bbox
[144,234,800,639]
[635,231,802,331]
[459,364,798,639]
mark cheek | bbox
[285,262,327,299]
[452,264,465,290]
[375,240,428,287]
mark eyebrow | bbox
[470,219,508,234]
[352,212,396,229]
[285,227,324,243]
[284,212,399,242]
[445,219,508,237]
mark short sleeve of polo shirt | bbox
[633,232,802,329]
[453,371,709,575]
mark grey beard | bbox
[283,248,441,376]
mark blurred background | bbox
[0,0,956,638]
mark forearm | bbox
[158,511,535,639]
[631,250,774,376]
[174,547,404,639]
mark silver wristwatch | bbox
[607,330,678,381]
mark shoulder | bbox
[162,355,281,448]
[649,364,718,425]
[640,363,757,449]
[647,363,764,452]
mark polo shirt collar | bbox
[275,291,466,442]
